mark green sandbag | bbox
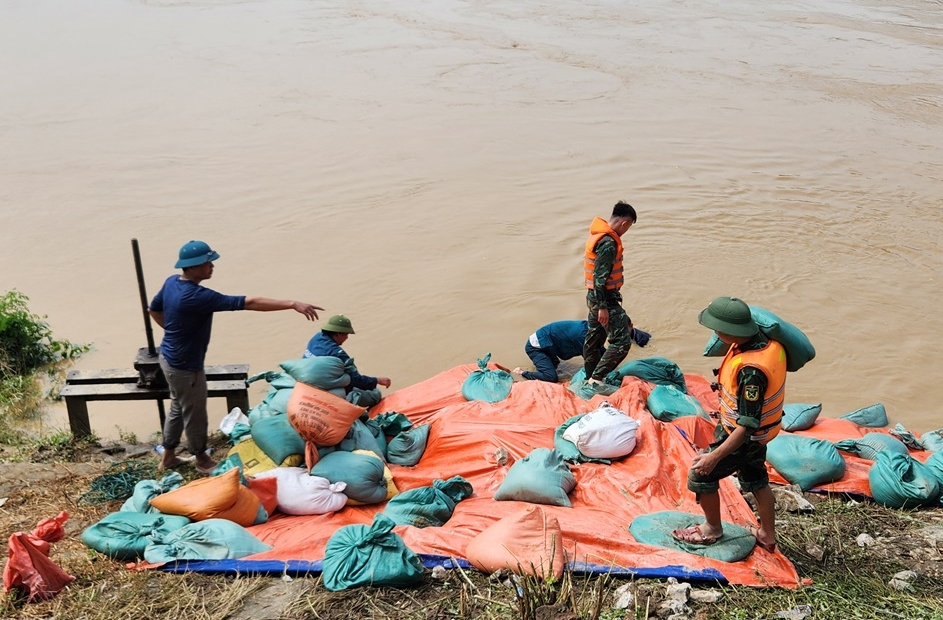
[702,306,815,372]
[143,518,272,562]
[347,387,382,408]
[373,412,414,436]
[82,512,192,561]
[461,353,514,403]
[868,451,941,509]
[251,414,305,466]
[782,403,822,432]
[387,424,431,467]
[120,472,185,514]
[646,384,709,422]
[766,434,846,491]
[322,514,424,591]
[922,429,943,453]
[629,511,757,562]
[279,356,351,390]
[262,386,293,416]
[493,448,576,508]
[553,414,610,464]
[361,416,389,457]
[247,370,297,391]
[338,418,387,460]
[383,476,474,528]
[311,451,389,504]
[567,378,618,400]
[834,433,909,461]
[602,357,687,393]
[840,403,888,428]
[925,452,943,486]
[247,401,281,425]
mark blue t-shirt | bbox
[302,331,378,391]
[149,275,245,371]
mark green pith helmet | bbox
[698,296,758,337]
[323,314,355,334]
[175,240,220,268]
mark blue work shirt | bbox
[149,275,245,371]
[532,320,589,360]
[302,331,378,391]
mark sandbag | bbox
[246,475,279,518]
[461,353,514,403]
[561,402,640,458]
[921,429,943,453]
[287,382,366,446]
[553,414,610,464]
[766,434,846,491]
[120,472,185,513]
[604,356,687,392]
[81,512,191,561]
[464,505,565,579]
[253,467,349,515]
[373,412,414,436]
[781,403,822,432]
[493,448,576,508]
[839,403,888,428]
[629,511,757,563]
[251,414,306,466]
[383,476,473,528]
[311,450,398,505]
[148,469,262,527]
[347,387,382,408]
[387,424,430,467]
[143,518,272,563]
[279,356,351,390]
[322,514,424,591]
[834,433,909,461]
[868,451,941,509]
[227,437,279,476]
[337,417,387,460]
[702,306,815,372]
[646,384,709,422]
[925,452,943,486]
[3,512,74,602]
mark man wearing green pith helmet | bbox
[149,240,323,474]
[671,296,786,555]
[302,314,392,392]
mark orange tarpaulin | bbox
[202,365,801,587]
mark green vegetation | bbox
[0,289,90,431]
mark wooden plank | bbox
[61,380,248,401]
[66,364,249,385]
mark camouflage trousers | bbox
[583,302,633,382]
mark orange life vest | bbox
[584,217,624,290]
[717,339,787,444]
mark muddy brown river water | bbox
[2,0,942,440]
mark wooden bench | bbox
[60,364,250,438]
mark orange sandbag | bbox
[149,469,261,527]
[464,505,565,579]
[247,476,279,517]
[287,382,365,446]
[3,511,75,602]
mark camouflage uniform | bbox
[583,235,632,381]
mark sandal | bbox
[671,524,722,546]
[747,525,778,553]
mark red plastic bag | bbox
[3,511,75,602]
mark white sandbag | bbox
[253,467,348,515]
[562,402,640,459]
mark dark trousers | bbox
[522,342,561,382]
[583,304,632,381]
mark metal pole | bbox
[131,239,166,428]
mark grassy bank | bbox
[0,433,941,620]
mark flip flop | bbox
[747,525,778,553]
[671,524,722,546]
[194,461,218,475]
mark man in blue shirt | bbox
[512,320,651,383]
[149,240,323,473]
[302,314,391,393]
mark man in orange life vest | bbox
[671,296,786,553]
[582,201,637,385]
